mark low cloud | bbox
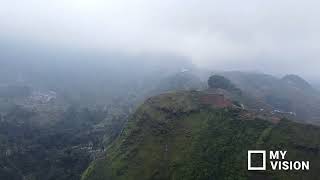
[1,0,320,79]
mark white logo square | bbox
[248,150,266,170]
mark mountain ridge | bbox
[82,88,320,180]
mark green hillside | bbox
[82,91,320,180]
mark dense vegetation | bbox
[82,91,320,180]
[0,91,131,180]
[208,75,241,95]
[0,105,111,180]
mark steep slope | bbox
[82,91,320,180]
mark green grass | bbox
[82,92,320,180]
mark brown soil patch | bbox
[200,94,232,108]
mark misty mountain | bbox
[0,41,194,106]
[82,81,320,180]
[1,42,320,180]
[0,42,198,180]
[1,58,320,180]
[218,72,320,125]
[282,74,313,90]
[2,1,320,180]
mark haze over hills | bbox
[2,1,320,179]
[1,56,320,180]
[0,42,194,106]
[1,46,320,179]
[82,76,320,180]
[314,83,320,91]
[0,45,203,180]
[218,72,320,125]
[1,43,320,179]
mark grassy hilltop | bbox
[82,90,320,180]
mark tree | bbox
[207,75,242,95]
[208,75,233,89]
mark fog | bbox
[3,2,320,180]
[1,0,320,81]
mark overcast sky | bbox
[1,0,320,80]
